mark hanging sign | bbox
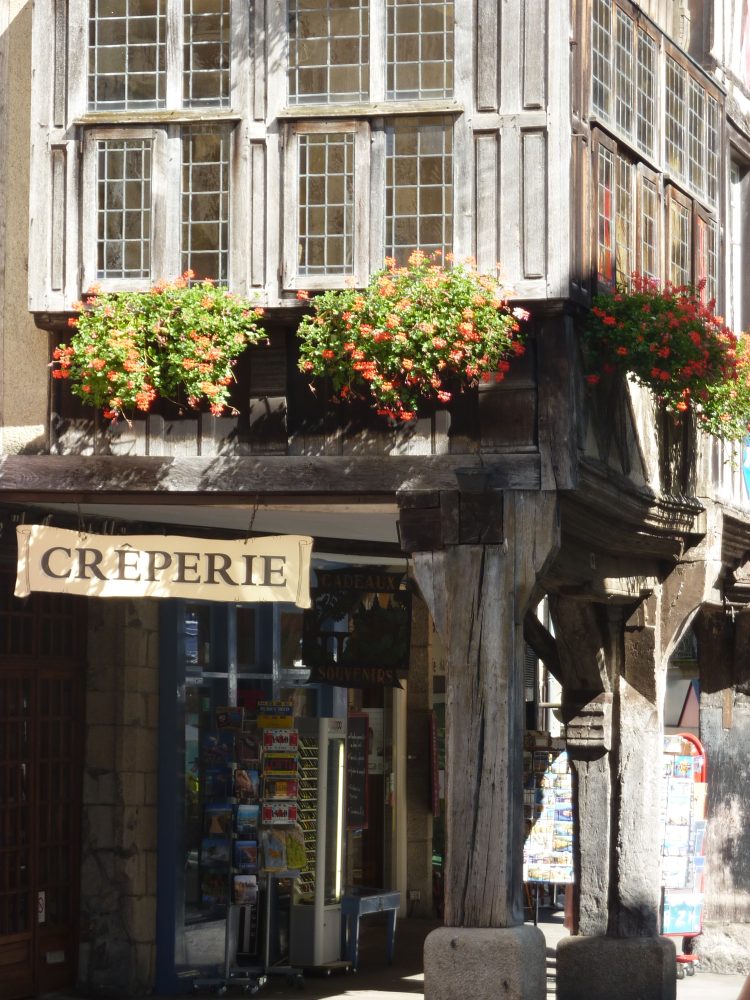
[303,567,411,687]
[15,525,313,607]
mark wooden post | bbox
[405,490,558,928]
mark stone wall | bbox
[0,1,49,455]
[78,599,160,995]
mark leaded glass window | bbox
[385,120,453,264]
[88,0,231,112]
[386,0,454,100]
[597,143,615,286]
[297,131,355,275]
[287,0,369,104]
[96,138,152,279]
[183,0,231,108]
[181,127,231,282]
[88,0,167,110]
[668,194,691,287]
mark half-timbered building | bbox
[3,2,750,999]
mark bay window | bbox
[591,0,721,303]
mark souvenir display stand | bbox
[192,705,306,994]
[522,732,575,923]
[660,732,707,979]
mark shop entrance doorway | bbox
[0,573,84,999]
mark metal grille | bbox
[639,175,659,280]
[615,157,632,287]
[597,144,615,285]
[614,8,633,138]
[688,77,705,198]
[386,0,454,99]
[591,0,612,118]
[183,0,231,107]
[665,57,686,180]
[0,677,32,938]
[385,120,453,265]
[97,138,152,280]
[181,127,231,283]
[635,29,656,157]
[669,197,691,286]
[88,0,167,110]
[297,131,355,275]
[287,0,369,104]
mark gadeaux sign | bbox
[303,566,411,687]
[15,525,313,608]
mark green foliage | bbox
[583,275,750,440]
[53,274,266,420]
[296,251,528,420]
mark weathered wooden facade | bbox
[2,1,750,999]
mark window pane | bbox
[592,0,612,119]
[639,175,659,281]
[597,144,615,286]
[688,78,706,198]
[96,138,152,279]
[88,0,166,110]
[695,216,718,305]
[615,157,632,287]
[288,0,369,104]
[183,0,231,108]
[182,127,231,283]
[668,197,691,287]
[706,97,720,206]
[385,120,453,265]
[665,57,687,181]
[614,8,633,139]
[386,1,454,99]
[635,29,656,157]
[297,132,355,275]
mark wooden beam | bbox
[0,453,541,502]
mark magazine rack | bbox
[660,732,707,980]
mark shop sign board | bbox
[15,525,313,607]
[346,712,368,830]
[303,566,411,687]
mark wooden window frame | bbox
[665,183,692,287]
[592,129,618,291]
[589,0,660,161]
[282,120,371,290]
[80,0,247,117]
[635,162,661,281]
[82,124,238,293]
[693,202,718,305]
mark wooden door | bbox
[0,573,84,999]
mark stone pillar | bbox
[557,598,676,1000]
[401,490,558,1000]
[78,599,160,995]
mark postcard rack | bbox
[191,704,306,994]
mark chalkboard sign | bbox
[346,713,369,830]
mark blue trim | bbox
[155,600,183,994]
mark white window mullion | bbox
[369,0,386,102]
[156,126,181,282]
[166,0,184,110]
[353,122,371,285]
